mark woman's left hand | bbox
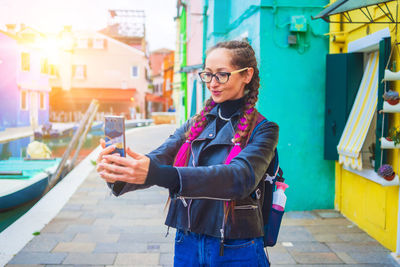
[98,147,150,184]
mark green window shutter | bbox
[324,52,364,160]
[375,37,391,171]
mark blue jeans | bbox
[174,230,270,267]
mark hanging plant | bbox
[383,90,400,105]
[378,164,396,181]
[388,126,400,145]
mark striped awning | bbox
[337,51,379,170]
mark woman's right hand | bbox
[96,139,118,174]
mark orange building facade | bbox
[163,52,174,111]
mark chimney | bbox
[5,24,16,34]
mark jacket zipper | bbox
[187,199,192,230]
[184,140,205,231]
[234,205,258,210]
[219,217,225,256]
[178,196,231,201]
[190,137,205,167]
[178,196,187,207]
[188,133,229,255]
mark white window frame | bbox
[344,28,391,181]
[74,65,86,80]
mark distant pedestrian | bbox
[97,40,279,266]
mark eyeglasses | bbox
[198,67,249,84]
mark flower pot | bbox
[383,173,396,181]
[387,99,400,105]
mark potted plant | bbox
[383,90,400,105]
[388,126,400,145]
[378,164,396,181]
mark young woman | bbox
[97,40,279,266]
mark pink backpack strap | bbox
[245,110,267,146]
[255,111,266,125]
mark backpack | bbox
[248,113,286,247]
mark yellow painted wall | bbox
[330,1,400,252]
[335,163,398,251]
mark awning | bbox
[312,0,396,24]
[337,51,379,170]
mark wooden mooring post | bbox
[48,99,99,189]
[69,102,99,169]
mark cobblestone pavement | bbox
[5,124,400,266]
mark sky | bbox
[0,0,177,51]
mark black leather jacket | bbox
[112,104,279,240]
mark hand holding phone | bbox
[104,116,126,157]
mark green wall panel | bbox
[204,0,330,211]
[258,3,331,211]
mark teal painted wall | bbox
[204,0,333,211]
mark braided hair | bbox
[174,40,260,167]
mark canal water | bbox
[0,129,103,233]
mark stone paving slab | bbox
[62,253,116,265]
[8,252,68,265]
[4,125,400,266]
[114,253,160,265]
[6,265,45,267]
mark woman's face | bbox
[204,48,253,103]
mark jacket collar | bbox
[195,117,236,146]
[195,104,241,144]
[206,103,243,120]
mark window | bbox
[21,52,30,71]
[73,65,86,80]
[131,66,139,78]
[76,38,88,49]
[49,64,58,76]
[145,67,149,80]
[39,92,45,110]
[93,38,105,49]
[41,58,49,74]
[336,51,379,171]
[155,84,161,94]
[21,90,27,110]
[166,79,171,91]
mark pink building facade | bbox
[0,27,51,129]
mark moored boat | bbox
[0,158,62,211]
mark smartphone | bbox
[104,115,126,157]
